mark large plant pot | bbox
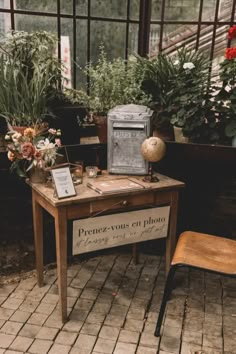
[93,115,107,144]
[173,126,189,143]
[153,126,174,141]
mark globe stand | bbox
[143,162,160,183]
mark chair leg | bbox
[154,265,177,337]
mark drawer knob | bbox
[123,200,128,206]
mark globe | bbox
[141,137,166,162]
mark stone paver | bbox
[28,339,53,354]
[0,333,15,349]
[0,320,23,335]
[0,252,235,354]
[74,333,97,351]
[10,310,31,323]
[9,336,33,352]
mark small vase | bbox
[29,166,47,184]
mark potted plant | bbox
[136,53,177,140]
[167,48,220,144]
[79,46,151,143]
[0,55,57,128]
[0,30,63,129]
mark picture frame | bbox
[51,165,76,199]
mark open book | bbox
[87,178,146,194]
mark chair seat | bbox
[172,231,236,275]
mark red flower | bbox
[228,25,236,40]
[21,142,35,160]
[225,47,236,60]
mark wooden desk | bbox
[30,172,184,322]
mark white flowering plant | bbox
[5,126,62,178]
[169,48,219,142]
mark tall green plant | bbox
[0,55,55,126]
[80,46,151,115]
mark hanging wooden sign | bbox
[72,206,170,255]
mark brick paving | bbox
[0,252,236,354]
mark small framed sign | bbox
[51,165,76,199]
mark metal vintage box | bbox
[107,104,152,175]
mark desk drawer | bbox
[90,191,172,215]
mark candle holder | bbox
[86,166,98,178]
[71,160,84,185]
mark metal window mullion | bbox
[73,0,77,89]
[125,0,131,59]
[209,0,221,62]
[196,0,204,50]
[10,0,14,29]
[138,0,152,57]
[159,0,166,53]
[87,0,91,93]
[57,0,61,61]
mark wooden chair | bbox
[154,230,236,337]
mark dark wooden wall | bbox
[0,141,235,269]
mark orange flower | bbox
[24,127,36,140]
[7,151,15,161]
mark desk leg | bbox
[32,191,44,287]
[55,207,67,323]
[166,192,179,274]
[132,243,139,264]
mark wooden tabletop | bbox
[27,171,185,207]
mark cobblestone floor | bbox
[0,251,236,354]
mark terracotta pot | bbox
[173,126,189,143]
[93,115,107,144]
[12,126,28,135]
[153,126,174,141]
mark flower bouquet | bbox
[5,126,62,179]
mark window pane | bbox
[128,23,139,55]
[212,25,228,60]
[130,0,140,20]
[91,0,128,19]
[76,0,88,16]
[165,0,201,21]
[0,12,11,36]
[76,20,87,88]
[15,0,57,12]
[149,24,160,57]
[15,14,57,33]
[90,21,126,60]
[61,0,73,15]
[61,19,73,88]
[151,0,162,21]
[0,0,10,9]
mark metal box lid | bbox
[108,104,153,121]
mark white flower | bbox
[174,60,179,66]
[183,62,195,70]
[37,138,55,150]
[36,138,57,166]
[12,132,22,142]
